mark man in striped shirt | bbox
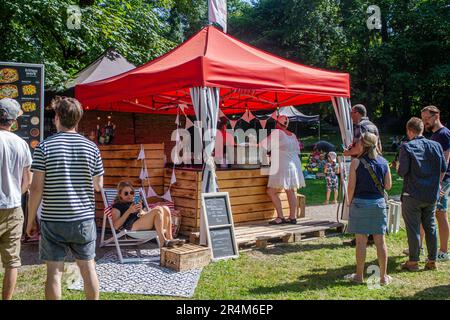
[27,97,104,300]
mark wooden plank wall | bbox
[95,144,165,225]
[165,168,290,235]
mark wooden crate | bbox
[297,194,306,218]
[160,244,211,271]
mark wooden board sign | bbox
[201,192,239,261]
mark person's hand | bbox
[26,220,39,238]
[126,203,142,214]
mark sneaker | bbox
[437,251,450,262]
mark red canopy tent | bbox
[75,26,350,115]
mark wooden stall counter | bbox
[164,167,291,236]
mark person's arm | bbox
[93,147,105,192]
[93,175,103,192]
[397,145,410,178]
[111,203,142,230]
[27,171,44,237]
[347,158,359,205]
[384,163,392,191]
[21,167,32,194]
[442,150,449,182]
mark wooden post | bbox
[297,194,306,218]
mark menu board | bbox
[203,196,231,226]
[209,227,237,259]
[201,192,239,261]
[0,62,44,152]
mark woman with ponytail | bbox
[345,132,392,285]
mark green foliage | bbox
[0,0,177,90]
[229,0,450,129]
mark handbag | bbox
[359,157,389,204]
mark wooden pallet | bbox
[188,218,344,249]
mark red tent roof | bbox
[76,26,350,115]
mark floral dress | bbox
[325,161,339,191]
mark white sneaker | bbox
[437,251,450,262]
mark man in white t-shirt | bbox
[0,98,32,300]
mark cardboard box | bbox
[160,244,211,271]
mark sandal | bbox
[286,218,297,224]
[380,275,393,286]
[269,217,286,225]
[400,261,420,272]
[172,239,186,246]
[344,273,363,284]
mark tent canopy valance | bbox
[75,26,350,115]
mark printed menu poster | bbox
[0,62,44,152]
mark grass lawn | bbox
[3,231,449,300]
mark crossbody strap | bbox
[359,157,385,197]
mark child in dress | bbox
[324,151,339,204]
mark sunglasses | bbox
[123,190,135,196]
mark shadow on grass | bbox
[254,242,346,256]
[247,255,407,295]
[395,284,450,300]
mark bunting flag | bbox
[247,110,255,121]
[147,184,159,198]
[185,117,194,129]
[175,113,180,125]
[229,119,238,129]
[219,109,227,120]
[139,166,149,180]
[170,169,177,185]
[137,144,145,160]
[162,188,173,202]
[240,110,250,123]
[270,110,278,120]
[179,104,188,114]
[260,119,268,129]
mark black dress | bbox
[112,201,141,231]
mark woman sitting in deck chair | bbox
[111,181,185,248]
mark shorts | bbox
[0,207,24,268]
[436,180,450,212]
[39,219,97,262]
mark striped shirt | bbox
[31,132,104,222]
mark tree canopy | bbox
[1,0,448,128]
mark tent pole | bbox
[318,119,321,141]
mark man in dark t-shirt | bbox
[344,104,382,157]
[422,105,450,261]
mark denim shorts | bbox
[437,180,450,212]
[348,197,387,235]
[39,219,97,262]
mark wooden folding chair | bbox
[100,187,160,263]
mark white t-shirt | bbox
[0,130,32,209]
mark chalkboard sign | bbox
[0,62,44,152]
[201,192,239,261]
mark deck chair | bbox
[100,187,160,263]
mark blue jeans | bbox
[39,219,97,261]
[401,195,438,262]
